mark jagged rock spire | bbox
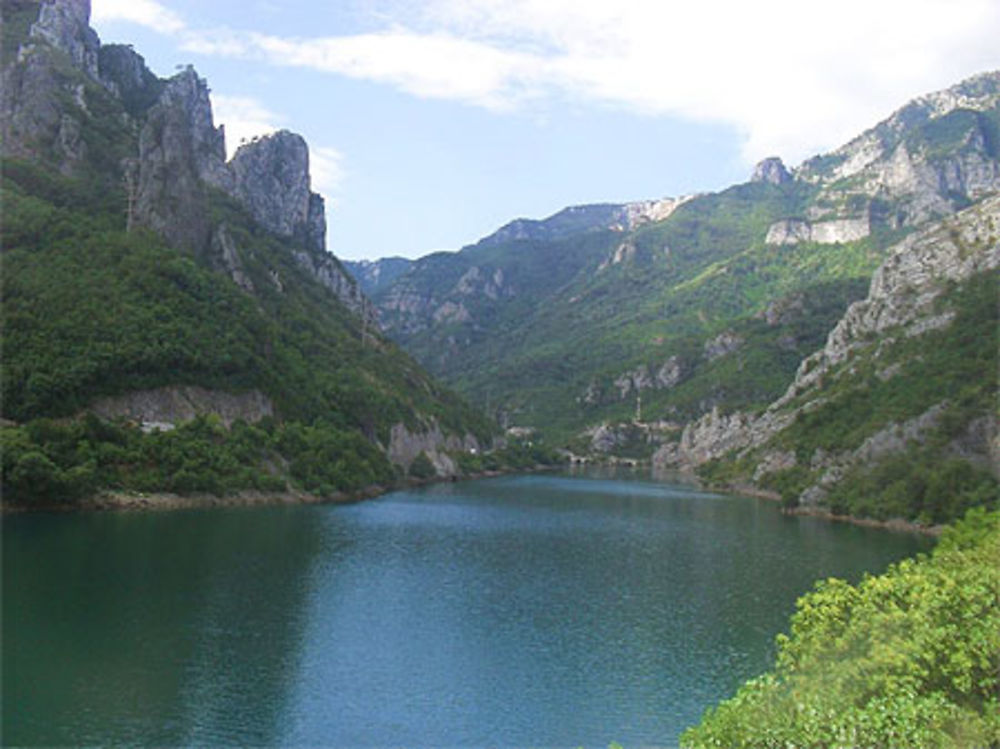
[30,0,101,79]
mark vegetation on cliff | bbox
[0,0,501,505]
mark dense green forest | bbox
[0,156,548,505]
[682,507,1000,748]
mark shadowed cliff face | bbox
[134,68,225,256]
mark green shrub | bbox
[682,508,1000,748]
[408,451,437,479]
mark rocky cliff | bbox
[134,66,227,254]
[654,195,1000,508]
[2,0,372,323]
[230,130,324,253]
[752,156,792,185]
[795,71,1000,229]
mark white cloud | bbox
[310,146,348,198]
[396,0,1000,164]
[211,96,345,201]
[91,0,185,34]
[210,94,283,159]
[98,0,1000,166]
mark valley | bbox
[1,1,998,746]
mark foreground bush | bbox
[682,507,1000,748]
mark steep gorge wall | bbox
[2,0,373,323]
[654,196,1000,491]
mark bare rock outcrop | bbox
[797,72,1000,228]
[778,195,1000,405]
[292,250,377,324]
[97,43,163,115]
[134,67,230,254]
[387,422,480,477]
[609,356,684,401]
[766,216,871,245]
[751,156,792,185]
[29,0,100,80]
[230,130,325,252]
[653,407,792,469]
[1,0,107,172]
[89,386,274,431]
[704,331,744,361]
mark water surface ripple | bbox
[3,472,931,746]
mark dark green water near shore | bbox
[3,472,931,746]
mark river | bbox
[2,471,932,746]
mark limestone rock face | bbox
[780,195,1000,404]
[231,130,323,252]
[617,195,694,229]
[211,224,254,293]
[387,421,479,476]
[1,44,59,161]
[291,250,377,325]
[653,407,785,468]
[703,331,744,360]
[609,356,684,401]
[89,386,274,431]
[134,68,228,254]
[766,216,871,245]
[30,0,100,79]
[97,44,162,115]
[1,0,105,172]
[796,72,1000,229]
[752,156,792,185]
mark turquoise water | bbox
[2,472,931,746]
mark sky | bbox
[89,0,1000,261]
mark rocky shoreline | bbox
[694,478,942,537]
[785,506,945,537]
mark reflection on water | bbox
[3,507,326,746]
[3,472,932,746]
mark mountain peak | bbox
[29,0,100,78]
[231,129,326,253]
[751,156,792,185]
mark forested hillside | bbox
[355,72,999,526]
[0,0,502,506]
[361,74,999,450]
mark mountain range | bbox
[347,70,999,523]
[1,0,995,525]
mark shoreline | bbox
[1,467,946,536]
[785,505,945,537]
[695,479,943,537]
[0,468,522,515]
